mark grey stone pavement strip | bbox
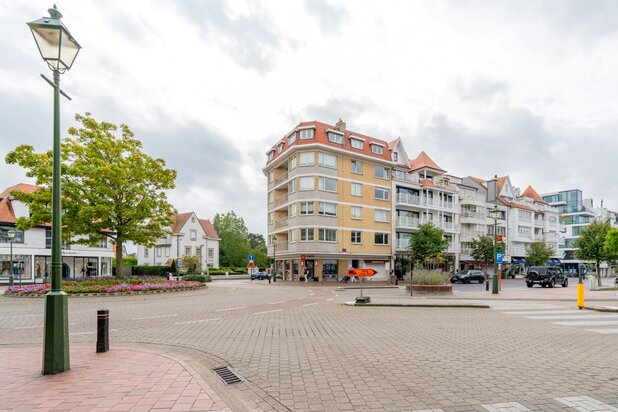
[1,280,617,411]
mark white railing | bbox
[273,171,288,187]
[396,239,410,249]
[459,194,486,205]
[534,218,544,227]
[274,219,288,228]
[461,230,486,239]
[396,193,454,210]
[461,211,485,219]
[273,195,288,208]
[393,170,420,183]
[396,216,421,228]
[534,233,544,241]
[396,192,422,206]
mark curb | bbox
[343,301,489,309]
[1,285,207,298]
[583,305,618,313]
[336,286,399,290]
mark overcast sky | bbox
[2,1,617,235]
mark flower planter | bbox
[405,284,452,296]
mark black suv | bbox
[525,266,568,288]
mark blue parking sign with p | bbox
[248,254,254,262]
[496,252,503,264]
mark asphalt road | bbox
[1,281,617,411]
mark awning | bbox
[548,258,561,266]
[512,257,526,264]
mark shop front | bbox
[0,253,112,284]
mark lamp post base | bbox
[8,275,14,286]
[42,291,70,375]
[492,274,499,294]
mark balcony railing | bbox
[459,194,486,205]
[461,230,486,239]
[273,195,288,208]
[534,233,544,241]
[396,193,454,210]
[274,219,288,229]
[396,216,420,228]
[273,172,289,187]
[393,170,419,184]
[534,218,544,227]
[396,218,458,231]
[461,211,485,219]
[396,239,410,249]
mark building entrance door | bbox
[304,260,314,281]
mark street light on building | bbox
[27,5,81,375]
[7,229,16,287]
[489,206,501,295]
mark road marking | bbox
[254,309,282,315]
[14,326,40,329]
[327,298,334,302]
[268,301,287,305]
[174,318,221,325]
[215,307,246,312]
[481,401,531,411]
[585,328,618,334]
[303,303,318,307]
[553,320,618,326]
[297,297,307,300]
[556,396,618,411]
[502,310,584,315]
[132,314,178,320]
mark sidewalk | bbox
[0,346,229,411]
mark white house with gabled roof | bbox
[137,212,220,270]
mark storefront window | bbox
[323,260,338,280]
[0,254,31,281]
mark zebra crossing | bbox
[491,302,618,334]
[412,395,618,411]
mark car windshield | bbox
[459,270,470,275]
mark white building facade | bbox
[0,184,114,284]
[137,212,220,270]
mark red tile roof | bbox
[469,176,487,188]
[265,121,393,165]
[199,219,220,240]
[170,212,193,234]
[521,185,547,204]
[409,151,445,172]
[419,179,436,188]
[0,183,39,198]
[0,184,40,224]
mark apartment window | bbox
[157,247,162,257]
[300,129,314,140]
[289,156,296,170]
[300,228,314,241]
[190,230,197,240]
[289,203,296,217]
[375,187,389,200]
[288,132,296,145]
[184,246,191,256]
[289,229,296,243]
[327,132,343,144]
[375,209,389,222]
[350,138,363,150]
[374,233,389,245]
[351,160,362,174]
[370,144,383,155]
[519,210,532,220]
[351,206,362,220]
[300,152,314,166]
[299,176,314,190]
[318,152,337,168]
[351,231,362,244]
[96,237,108,248]
[319,228,337,242]
[191,216,196,223]
[300,202,314,215]
[375,165,388,179]
[518,226,531,236]
[289,179,297,193]
[392,152,398,162]
[208,249,214,259]
[278,143,284,154]
[318,177,337,192]
[351,183,362,196]
[165,246,170,257]
[267,150,275,161]
[195,246,202,256]
[144,248,149,258]
[318,202,337,217]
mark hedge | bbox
[132,265,172,277]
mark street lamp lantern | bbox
[490,206,500,294]
[7,229,16,287]
[27,5,79,375]
[27,5,81,73]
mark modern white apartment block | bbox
[542,189,618,276]
[0,184,114,284]
[137,212,220,269]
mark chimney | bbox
[336,118,346,133]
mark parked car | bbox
[525,266,568,288]
[251,272,271,280]
[450,270,486,284]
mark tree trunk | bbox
[115,240,123,277]
[597,259,602,287]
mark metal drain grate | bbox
[213,366,244,385]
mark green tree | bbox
[575,220,612,287]
[526,241,555,266]
[5,113,177,277]
[181,255,202,274]
[170,259,177,275]
[248,233,266,249]
[408,223,449,269]
[212,211,251,267]
[605,228,618,258]
[470,235,505,272]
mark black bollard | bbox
[96,309,109,353]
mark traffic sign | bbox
[496,252,503,264]
[346,268,377,277]
[177,260,183,268]
[248,254,254,262]
[300,255,306,262]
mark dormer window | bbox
[350,138,363,150]
[267,150,275,161]
[288,132,296,145]
[327,132,343,144]
[370,144,383,155]
[300,129,314,140]
[278,143,284,154]
[392,152,398,162]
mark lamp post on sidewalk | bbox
[27,5,81,375]
[490,206,501,295]
[7,229,16,287]
[272,235,277,283]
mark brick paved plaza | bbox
[1,280,617,411]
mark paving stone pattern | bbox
[1,282,617,411]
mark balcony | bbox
[395,218,459,232]
[396,193,455,211]
[393,170,420,184]
[396,192,422,206]
[447,243,460,253]
[534,233,544,241]
[273,171,289,188]
[396,238,410,249]
[460,230,486,240]
[274,218,288,229]
[396,216,420,229]
[459,194,486,206]
[534,218,544,227]
[272,194,288,209]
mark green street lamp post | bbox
[272,235,276,283]
[27,5,81,375]
[490,206,501,295]
[7,229,16,287]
